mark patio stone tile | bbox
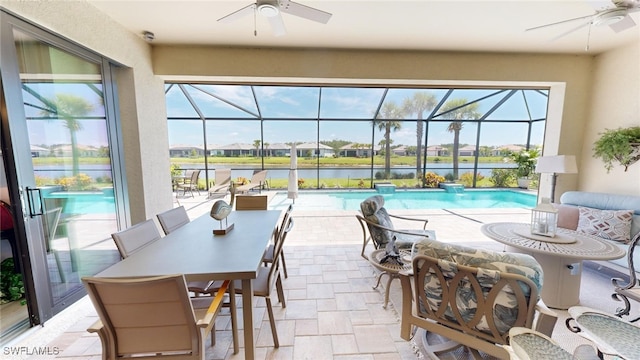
[282,299,317,320]
[349,310,374,326]
[294,319,319,336]
[322,270,350,283]
[282,275,306,289]
[318,311,354,335]
[292,335,333,360]
[335,292,369,311]
[263,346,294,360]
[331,334,359,355]
[306,283,335,299]
[316,298,337,312]
[286,288,307,300]
[353,325,397,353]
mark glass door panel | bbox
[13,28,120,308]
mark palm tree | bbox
[40,93,94,176]
[440,98,481,179]
[403,92,437,185]
[374,102,403,179]
[253,139,261,157]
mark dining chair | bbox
[155,206,239,353]
[112,218,210,298]
[263,204,293,278]
[235,216,293,348]
[156,206,191,235]
[82,274,230,359]
[111,219,161,258]
[234,195,268,210]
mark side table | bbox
[368,248,412,309]
[481,222,625,309]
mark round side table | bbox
[368,248,412,309]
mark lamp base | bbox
[213,223,234,235]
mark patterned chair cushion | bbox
[360,195,428,256]
[412,238,543,335]
[360,195,394,249]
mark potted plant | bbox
[507,149,540,189]
[593,126,640,172]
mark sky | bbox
[24,83,548,149]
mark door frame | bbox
[0,9,127,325]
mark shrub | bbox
[358,179,365,188]
[459,172,482,187]
[490,169,515,187]
[424,172,445,188]
[444,172,455,182]
[374,171,385,180]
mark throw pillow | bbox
[576,207,634,243]
[553,204,579,230]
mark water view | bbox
[269,189,536,211]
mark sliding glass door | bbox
[0,10,124,330]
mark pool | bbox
[269,189,537,211]
[44,191,116,214]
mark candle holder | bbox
[530,198,558,237]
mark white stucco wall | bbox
[580,41,640,196]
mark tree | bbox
[374,102,403,179]
[40,93,94,176]
[440,98,481,179]
[403,92,437,184]
[253,139,261,157]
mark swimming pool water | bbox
[269,189,537,211]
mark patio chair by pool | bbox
[177,169,201,198]
[356,195,432,260]
[400,237,558,359]
[83,274,229,359]
[208,169,231,199]
[235,170,268,194]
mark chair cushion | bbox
[412,238,543,335]
[360,195,394,248]
[577,207,634,243]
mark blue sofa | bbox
[559,191,640,275]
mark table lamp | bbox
[535,155,578,202]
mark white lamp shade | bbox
[535,155,578,174]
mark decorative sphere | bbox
[210,200,232,220]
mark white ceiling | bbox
[87,0,640,55]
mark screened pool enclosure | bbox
[165,85,548,190]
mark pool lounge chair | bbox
[235,170,268,194]
[208,169,231,198]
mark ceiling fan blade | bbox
[217,3,255,23]
[525,13,595,32]
[609,14,637,31]
[549,19,594,41]
[267,13,287,36]
[279,0,332,24]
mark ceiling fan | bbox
[526,0,640,41]
[217,0,332,36]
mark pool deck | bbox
[6,191,543,360]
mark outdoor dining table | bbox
[96,209,282,360]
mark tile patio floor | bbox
[4,192,637,359]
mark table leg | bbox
[507,246,582,309]
[229,280,239,354]
[242,278,255,360]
